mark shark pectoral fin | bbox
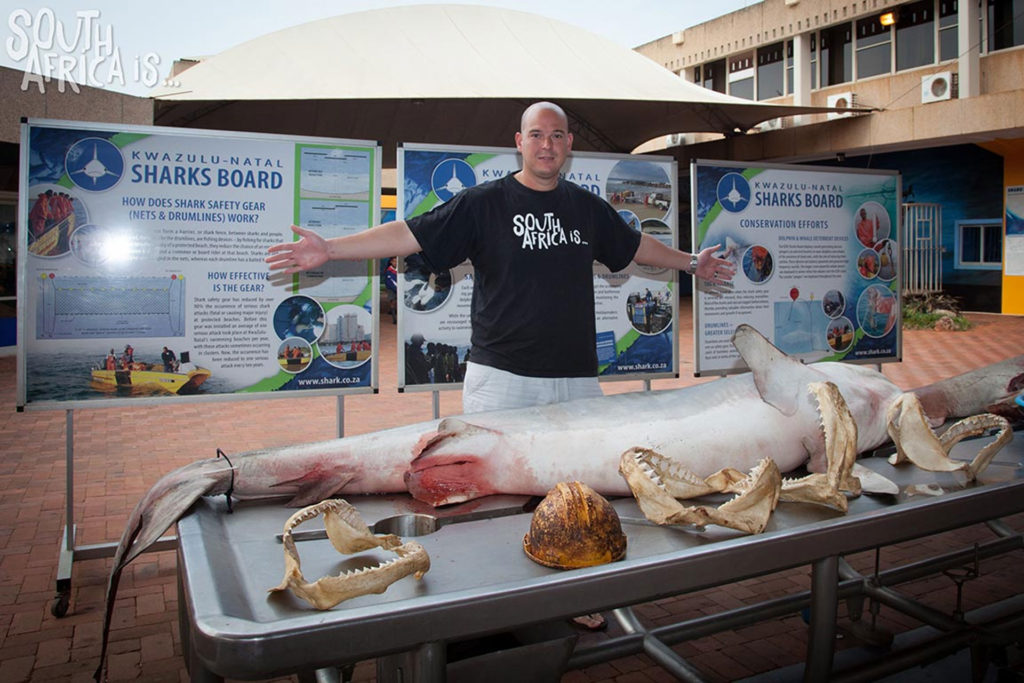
[281,469,358,507]
[440,417,507,434]
[731,324,805,415]
[412,418,500,458]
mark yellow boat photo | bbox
[91,347,211,395]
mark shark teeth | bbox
[270,498,431,609]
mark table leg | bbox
[377,642,446,683]
[178,569,223,682]
[804,555,838,683]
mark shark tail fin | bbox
[94,458,231,681]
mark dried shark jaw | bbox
[620,381,1013,535]
[619,448,781,534]
[619,381,862,534]
[886,392,1011,481]
[269,499,430,610]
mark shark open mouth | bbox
[269,498,431,610]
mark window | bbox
[0,198,13,299]
[810,33,818,89]
[956,219,1003,269]
[702,59,726,93]
[989,0,1024,51]
[820,23,852,86]
[857,14,892,78]
[939,0,959,60]
[896,0,936,70]
[728,52,754,99]
[757,42,786,99]
[785,40,794,94]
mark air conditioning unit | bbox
[921,71,955,104]
[826,92,856,120]
[756,117,783,132]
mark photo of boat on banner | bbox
[319,304,372,369]
[26,184,88,257]
[90,344,211,395]
[277,338,312,373]
[607,159,672,223]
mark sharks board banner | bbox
[397,143,678,390]
[18,119,381,409]
[692,159,901,375]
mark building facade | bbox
[636,0,1024,312]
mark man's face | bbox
[515,106,572,187]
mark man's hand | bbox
[266,226,329,274]
[693,243,736,296]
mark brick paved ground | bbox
[1,300,1023,682]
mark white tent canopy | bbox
[153,4,829,157]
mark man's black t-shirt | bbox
[407,174,641,378]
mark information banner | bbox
[1005,185,1024,277]
[398,144,677,390]
[18,119,381,409]
[692,160,901,375]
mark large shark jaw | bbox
[618,380,864,533]
[777,380,862,512]
[269,499,430,610]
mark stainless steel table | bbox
[176,433,1024,682]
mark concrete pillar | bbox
[958,0,980,98]
[792,32,813,124]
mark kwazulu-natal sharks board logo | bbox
[716,171,751,213]
[431,158,476,203]
[65,137,124,192]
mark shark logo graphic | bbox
[65,137,124,192]
[431,158,477,203]
[716,172,751,213]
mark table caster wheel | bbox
[51,593,70,618]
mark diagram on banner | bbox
[298,146,371,200]
[36,274,186,339]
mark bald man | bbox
[268,101,735,412]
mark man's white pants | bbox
[461,361,604,414]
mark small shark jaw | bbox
[269,499,430,610]
[886,393,1011,483]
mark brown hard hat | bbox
[523,481,627,569]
